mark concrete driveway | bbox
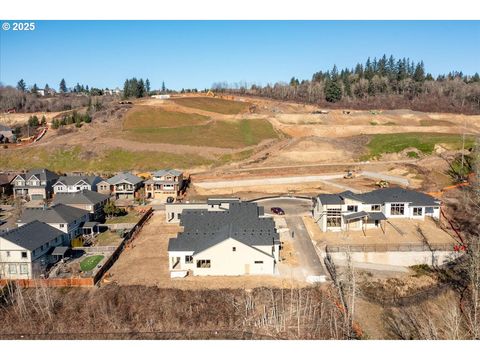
[254,197,328,279]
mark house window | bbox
[413,207,423,216]
[326,209,342,227]
[254,261,264,264]
[232,247,236,252]
[391,203,405,215]
[20,264,28,274]
[60,224,65,228]
[196,260,211,268]
[177,213,181,219]
[9,264,16,274]
[6,251,10,257]
[185,255,193,264]
[21,252,27,259]
[347,205,358,212]
[371,204,381,211]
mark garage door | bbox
[31,194,44,201]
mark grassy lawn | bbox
[95,230,123,246]
[123,107,210,129]
[80,255,104,272]
[123,118,279,148]
[105,212,141,224]
[172,97,250,115]
[0,146,213,172]
[363,133,476,159]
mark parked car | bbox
[270,207,285,215]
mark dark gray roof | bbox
[206,198,240,205]
[54,175,101,187]
[343,211,369,221]
[18,204,89,225]
[152,169,182,177]
[51,246,69,256]
[367,212,387,221]
[317,194,344,205]
[357,188,440,206]
[107,172,143,185]
[15,169,59,183]
[318,188,439,207]
[168,201,279,254]
[53,189,109,206]
[1,220,64,251]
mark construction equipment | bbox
[375,179,389,188]
[344,169,357,179]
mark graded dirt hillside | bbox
[1,94,479,189]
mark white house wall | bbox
[170,238,275,276]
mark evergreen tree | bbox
[145,79,151,94]
[161,81,166,93]
[59,78,67,93]
[325,77,342,103]
[44,84,50,94]
[413,61,426,82]
[17,79,26,92]
[31,83,39,94]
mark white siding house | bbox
[0,221,67,279]
[168,200,280,276]
[313,188,441,233]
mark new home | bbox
[52,189,110,221]
[12,168,59,200]
[0,220,68,279]
[53,175,104,194]
[17,204,90,240]
[100,172,143,199]
[168,200,280,276]
[313,188,441,233]
[144,169,184,202]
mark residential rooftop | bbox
[317,188,439,207]
[18,204,89,225]
[1,220,64,251]
[168,201,279,254]
[52,189,110,205]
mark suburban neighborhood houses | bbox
[0,165,458,283]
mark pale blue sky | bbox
[1,21,479,90]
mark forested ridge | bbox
[213,55,480,114]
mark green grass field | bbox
[80,255,104,272]
[363,132,476,159]
[172,97,250,114]
[0,146,213,172]
[124,107,210,129]
[105,212,141,224]
[122,118,279,148]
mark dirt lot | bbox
[108,211,308,289]
[304,216,457,247]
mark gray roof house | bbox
[0,220,68,279]
[106,172,144,200]
[145,169,184,201]
[313,188,441,233]
[168,201,280,276]
[17,204,90,241]
[53,190,110,220]
[53,175,104,194]
[12,168,59,200]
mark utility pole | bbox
[461,116,467,169]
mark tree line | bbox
[213,55,480,114]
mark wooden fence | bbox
[1,207,154,288]
[93,207,153,284]
[0,277,94,288]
